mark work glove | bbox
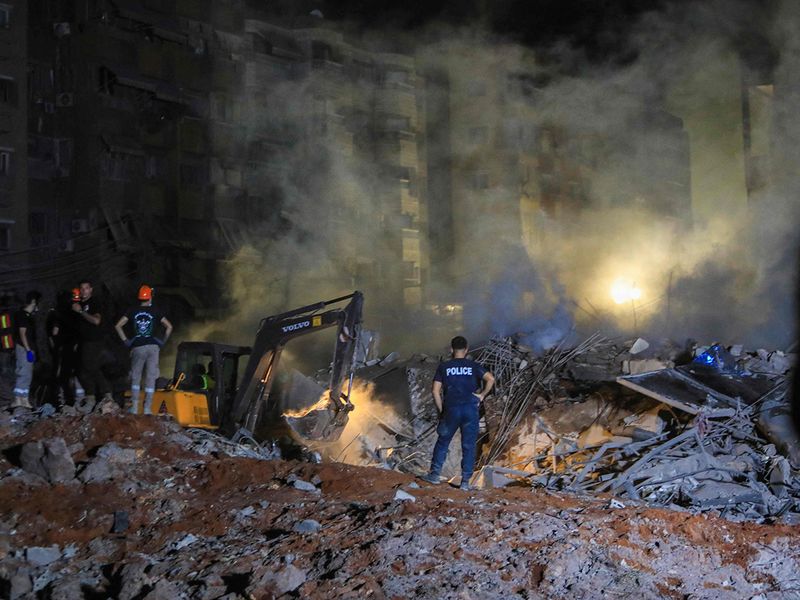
[153,337,165,347]
[124,338,134,348]
[26,350,35,363]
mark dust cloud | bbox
[198,0,800,357]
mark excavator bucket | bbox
[280,371,351,443]
[285,405,350,442]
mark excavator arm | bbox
[224,291,364,442]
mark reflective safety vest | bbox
[199,374,215,390]
[0,312,13,350]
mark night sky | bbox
[321,0,775,68]
[324,0,675,58]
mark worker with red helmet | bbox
[114,284,173,415]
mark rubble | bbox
[1,333,799,597]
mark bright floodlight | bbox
[611,279,642,304]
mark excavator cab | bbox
[147,292,364,445]
[149,342,250,429]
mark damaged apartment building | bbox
[3,0,695,335]
[16,0,430,327]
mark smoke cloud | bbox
[197,0,800,358]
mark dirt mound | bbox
[1,409,799,599]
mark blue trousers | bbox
[429,402,480,481]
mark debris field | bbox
[2,402,800,599]
[2,333,800,599]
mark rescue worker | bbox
[12,291,42,409]
[72,279,112,404]
[421,336,495,490]
[114,285,172,415]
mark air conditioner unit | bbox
[55,93,73,107]
[58,239,74,252]
[71,218,89,234]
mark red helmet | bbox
[138,285,152,301]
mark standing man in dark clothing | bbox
[72,279,112,404]
[114,285,172,415]
[47,290,80,405]
[12,291,42,409]
[422,336,495,490]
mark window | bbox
[249,32,272,55]
[0,149,12,177]
[0,222,10,251]
[145,155,167,179]
[0,4,11,29]
[98,67,116,95]
[0,77,16,105]
[384,70,411,87]
[180,163,209,186]
[311,41,334,62]
[100,152,144,181]
[29,212,48,247]
[385,116,411,132]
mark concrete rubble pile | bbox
[4,399,800,598]
[458,335,799,523]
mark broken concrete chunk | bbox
[292,479,318,492]
[96,398,121,414]
[250,564,307,596]
[97,443,138,465]
[173,534,198,550]
[112,511,129,533]
[19,441,47,480]
[141,579,182,600]
[394,489,416,502]
[26,545,61,566]
[688,482,763,508]
[118,560,150,600]
[19,438,75,484]
[39,403,56,418]
[9,570,32,599]
[42,438,76,483]
[293,519,321,533]
[629,338,650,355]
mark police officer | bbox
[422,335,494,490]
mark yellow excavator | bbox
[135,292,364,444]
